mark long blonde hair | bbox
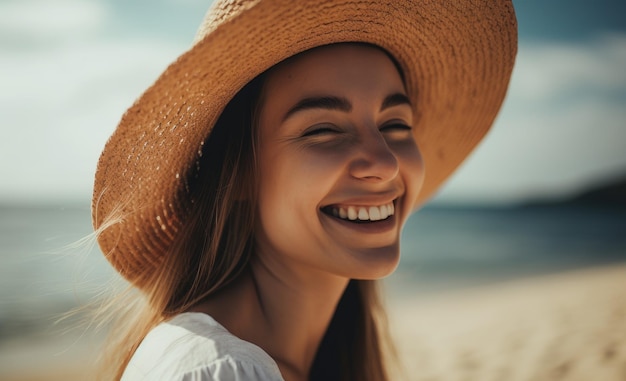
[95,49,396,381]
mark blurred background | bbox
[1,0,625,380]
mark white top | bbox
[121,312,284,381]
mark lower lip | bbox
[321,210,398,234]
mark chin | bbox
[345,244,401,280]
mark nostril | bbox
[350,151,399,181]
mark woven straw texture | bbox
[93,0,517,286]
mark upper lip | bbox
[321,190,401,208]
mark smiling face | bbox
[254,44,424,280]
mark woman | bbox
[92,1,517,380]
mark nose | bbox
[349,130,399,182]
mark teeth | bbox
[369,206,381,221]
[330,202,395,222]
[339,208,348,219]
[358,208,368,220]
[348,206,357,220]
[380,205,389,219]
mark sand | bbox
[2,264,625,381]
[388,264,626,380]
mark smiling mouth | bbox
[321,201,395,223]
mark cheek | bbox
[392,138,423,169]
[264,147,349,194]
[406,143,424,175]
[300,148,351,183]
[396,140,425,206]
[256,150,337,219]
[256,147,352,239]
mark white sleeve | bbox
[181,358,283,381]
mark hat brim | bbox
[93,0,517,285]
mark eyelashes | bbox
[301,125,341,137]
[380,123,412,133]
[301,123,412,138]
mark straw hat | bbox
[93,0,517,286]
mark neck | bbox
[247,255,349,379]
[192,257,349,381]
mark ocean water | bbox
[1,202,625,336]
[395,204,626,293]
[0,204,113,337]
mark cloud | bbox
[163,0,209,5]
[509,34,626,103]
[0,0,109,42]
[435,35,626,204]
[0,36,186,201]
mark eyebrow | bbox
[283,96,351,122]
[282,93,412,122]
[381,93,412,111]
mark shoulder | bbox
[121,312,284,381]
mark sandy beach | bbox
[388,264,626,380]
[2,264,625,381]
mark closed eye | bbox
[302,125,341,137]
[380,123,413,142]
[380,123,412,133]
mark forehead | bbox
[261,44,406,102]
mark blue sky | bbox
[1,0,625,204]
